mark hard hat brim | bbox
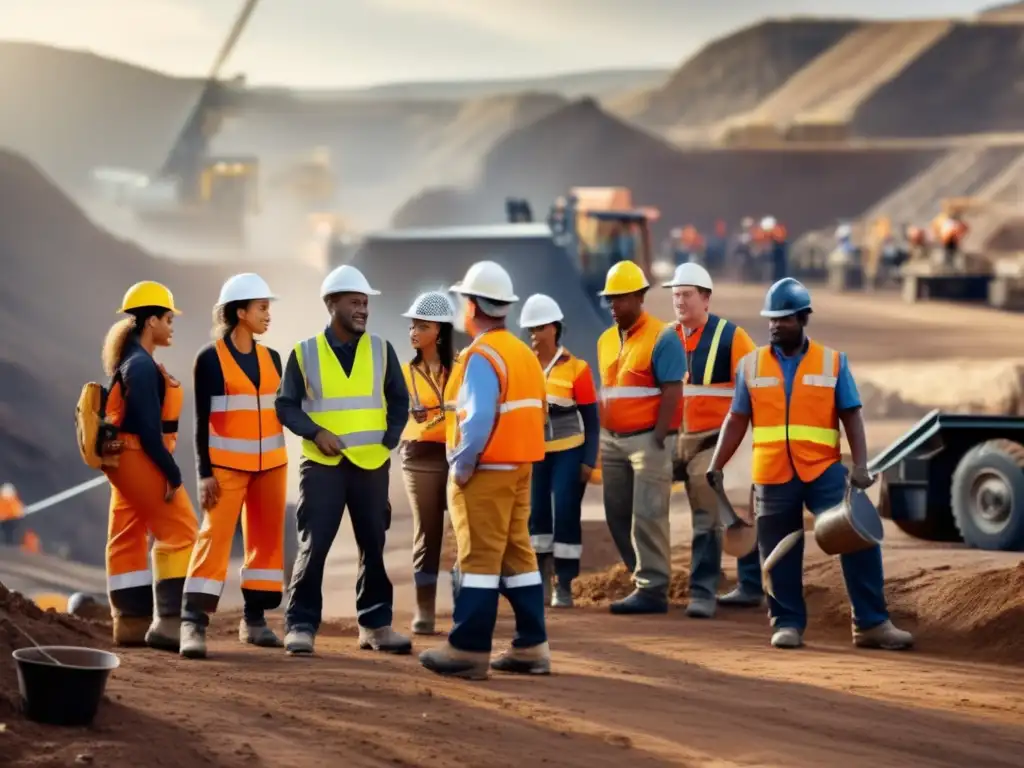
[321,288,381,298]
[598,286,648,297]
[117,305,182,315]
[401,311,454,322]
[760,305,812,318]
[216,293,278,307]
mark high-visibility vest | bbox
[543,347,590,453]
[401,361,447,444]
[208,339,287,472]
[0,496,22,521]
[443,328,546,467]
[296,332,390,470]
[597,312,681,435]
[107,362,183,453]
[677,315,740,434]
[742,341,842,485]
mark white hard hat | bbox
[835,224,852,239]
[217,273,276,306]
[402,291,456,323]
[320,265,379,298]
[662,262,713,291]
[1,483,15,498]
[761,216,776,230]
[518,294,564,328]
[450,260,518,303]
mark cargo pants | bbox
[529,444,586,584]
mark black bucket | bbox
[13,646,120,726]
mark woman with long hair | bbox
[178,273,288,659]
[101,281,198,650]
[399,290,456,635]
[517,294,599,608]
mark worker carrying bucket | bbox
[706,278,913,651]
[180,273,289,660]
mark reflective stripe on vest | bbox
[681,316,737,433]
[544,348,585,452]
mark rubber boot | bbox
[419,642,490,680]
[145,616,181,652]
[411,583,437,635]
[112,616,150,647]
[490,642,551,675]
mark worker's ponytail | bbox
[101,318,137,378]
[212,299,249,339]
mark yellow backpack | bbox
[75,381,122,469]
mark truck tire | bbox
[879,476,960,542]
[950,439,1024,551]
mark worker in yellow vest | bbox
[419,261,550,680]
[180,273,289,660]
[597,261,685,615]
[275,265,412,657]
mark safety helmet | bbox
[518,294,564,329]
[835,224,852,240]
[117,280,181,315]
[320,264,379,298]
[662,262,713,291]
[67,592,99,617]
[0,482,15,498]
[599,260,649,297]
[761,216,776,230]
[217,273,276,306]
[761,277,812,318]
[402,291,456,323]
[450,261,518,303]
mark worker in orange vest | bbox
[708,279,913,651]
[0,483,24,546]
[662,263,762,617]
[597,261,685,615]
[180,273,289,660]
[420,262,549,680]
[21,529,41,554]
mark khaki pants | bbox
[674,430,722,601]
[601,430,673,598]
[401,444,449,588]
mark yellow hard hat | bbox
[117,281,181,315]
[32,592,69,612]
[599,261,649,297]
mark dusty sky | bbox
[0,0,998,87]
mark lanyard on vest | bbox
[410,363,446,429]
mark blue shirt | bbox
[730,341,861,417]
[632,325,686,385]
[449,354,500,480]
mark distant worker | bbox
[101,281,199,650]
[399,290,458,636]
[20,528,40,554]
[419,261,550,680]
[276,265,411,657]
[936,210,969,267]
[0,483,23,546]
[518,294,600,608]
[547,196,567,234]
[762,216,789,282]
[662,264,762,617]
[707,278,914,651]
[597,261,685,615]
[180,273,289,660]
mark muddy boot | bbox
[717,586,764,608]
[419,642,490,680]
[685,597,716,619]
[853,620,914,651]
[411,584,437,635]
[490,642,551,675]
[358,625,413,655]
[240,618,284,648]
[770,627,803,649]
[551,582,573,609]
[145,616,181,653]
[179,621,207,660]
[112,616,150,647]
[284,628,315,656]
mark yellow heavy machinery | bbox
[269,147,337,208]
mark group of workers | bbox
[82,251,912,682]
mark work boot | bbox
[412,584,437,635]
[179,621,207,660]
[685,597,716,619]
[284,628,315,656]
[145,616,181,652]
[609,590,668,615]
[853,620,914,651]
[551,583,574,609]
[112,616,150,647]
[239,618,284,648]
[419,642,490,680]
[490,642,551,675]
[717,586,765,608]
[770,627,804,649]
[358,625,413,655]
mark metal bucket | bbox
[708,472,757,558]
[813,486,884,556]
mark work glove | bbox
[850,464,875,490]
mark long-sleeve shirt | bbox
[117,342,181,487]
[275,326,409,451]
[193,336,283,479]
[448,354,499,482]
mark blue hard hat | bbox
[761,278,812,318]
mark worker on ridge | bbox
[0,483,23,546]
[597,261,685,615]
[101,281,198,650]
[20,529,40,554]
[518,293,600,608]
[419,261,550,680]
[179,273,289,660]
[399,290,458,636]
[707,278,914,651]
[662,263,763,617]
[275,265,411,657]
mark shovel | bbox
[705,470,757,559]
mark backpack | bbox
[75,379,122,469]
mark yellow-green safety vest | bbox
[295,332,390,469]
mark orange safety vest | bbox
[0,495,23,521]
[598,312,682,435]
[107,362,183,453]
[543,348,590,453]
[443,329,546,467]
[741,341,842,485]
[771,224,788,243]
[208,339,287,472]
[676,315,740,434]
[21,530,40,554]
[402,361,448,444]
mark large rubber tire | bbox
[950,439,1024,551]
[880,476,961,542]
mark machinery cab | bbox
[194,155,260,217]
